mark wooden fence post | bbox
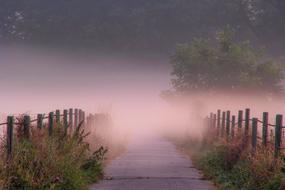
[213,114,217,129]
[37,114,43,129]
[23,115,30,139]
[275,114,282,158]
[74,109,78,128]
[7,116,14,160]
[209,113,213,130]
[252,118,258,152]
[49,112,54,136]
[238,110,243,129]
[226,111,231,139]
[262,112,269,147]
[78,109,81,124]
[221,111,226,137]
[207,116,211,132]
[56,110,60,124]
[79,109,83,125]
[217,110,221,137]
[82,111,85,127]
[69,108,73,128]
[231,115,235,138]
[63,109,68,133]
[87,114,92,128]
[90,114,95,128]
[245,108,250,136]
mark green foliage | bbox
[82,147,107,183]
[195,141,284,190]
[171,27,283,93]
[0,122,107,190]
[1,0,285,54]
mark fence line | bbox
[206,108,284,158]
[0,108,102,160]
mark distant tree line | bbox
[1,0,285,55]
[169,27,283,94]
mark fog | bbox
[0,47,172,136]
[0,47,284,141]
[0,47,169,113]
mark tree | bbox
[1,0,285,55]
[170,27,283,93]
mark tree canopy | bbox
[1,0,285,55]
[170,27,283,93]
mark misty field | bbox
[1,1,285,190]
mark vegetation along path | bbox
[90,131,216,190]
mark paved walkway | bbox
[90,132,216,190]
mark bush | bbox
[170,27,283,93]
[195,139,285,190]
[0,120,107,190]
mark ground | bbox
[90,131,216,190]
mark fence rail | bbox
[0,108,102,160]
[206,108,283,158]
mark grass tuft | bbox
[170,133,285,190]
[0,116,107,190]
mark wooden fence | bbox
[206,108,284,158]
[0,108,100,160]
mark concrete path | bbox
[90,132,216,190]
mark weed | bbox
[0,117,107,190]
[170,133,285,190]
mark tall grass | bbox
[170,132,285,190]
[197,141,284,189]
[0,117,107,190]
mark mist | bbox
[0,47,171,139]
[1,2,285,190]
[1,46,284,137]
[0,47,169,112]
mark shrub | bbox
[170,27,283,93]
[0,119,107,190]
[195,139,285,190]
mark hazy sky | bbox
[0,47,171,115]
